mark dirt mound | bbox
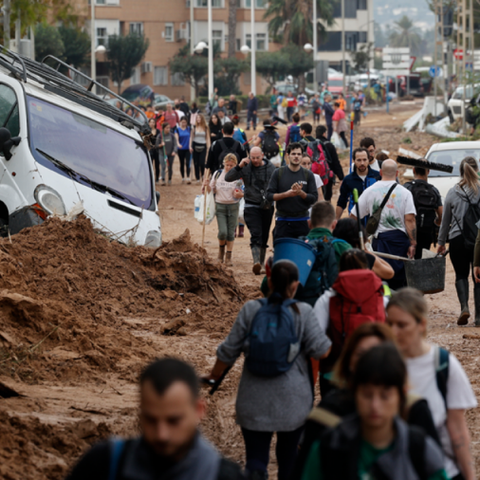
[0,217,246,384]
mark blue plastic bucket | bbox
[273,238,316,286]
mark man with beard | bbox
[65,359,244,480]
[336,147,380,220]
[359,137,380,171]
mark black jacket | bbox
[317,135,345,180]
[225,159,276,206]
[206,137,246,173]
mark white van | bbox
[0,49,161,247]
[447,84,480,124]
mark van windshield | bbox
[27,95,152,209]
[427,149,480,177]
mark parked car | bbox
[425,141,480,199]
[121,84,156,107]
[327,77,345,95]
[0,47,162,247]
[447,84,480,124]
[153,94,174,109]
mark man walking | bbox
[359,137,380,171]
[286,91,297,123]
[352,159,417,290]
[322,94,334,140]
[206,122,247,175]
[267,142,318,240]
[316,125,345,202]
[336,147,380,219]
[226,146,276,275]
[246,92,258,131]
[66,358,244,480]
[404,163,443,259]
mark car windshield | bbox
[27,96,152,208]
[452,86,476,100]
[427,148,480,177]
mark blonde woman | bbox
[387,288,477,480]
[438,156,480,325]
[189,113,209,184]
[206,153,244,265]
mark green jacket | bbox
[306,228,351,264]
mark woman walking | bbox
[209,113,223,144]
[205,260,331,480]
[157,123,177,186]
[332,102,349,148]
[438,156,480,325]
[206,153,244,265]
[148,118,160,184]
[175,117,192,184]
[387,288,477,480]
[189,113,209,184]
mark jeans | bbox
[192,143,207,180]
[273,219,310,240]
[450,235,474,282]
[178,149,191,178]
[244,206,274,248]
[327,123,333,140]
[241,426,304,480]
[161,154,175,181]
[216,202,240,242]
[323,177,334,202]
[150,148,160,182]
[286,106,294,122]
[247,111,257,129]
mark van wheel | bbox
[448,111,454,124]
[0,218,8,238]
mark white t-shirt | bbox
[406,346,477,478]
[358,180,416,235]
[370,160,380,171]
[314,173,325,188]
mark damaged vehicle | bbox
[0,47,161,247]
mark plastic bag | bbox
[194,195,203,221]
[238,198,245,224]
[331,131,344,150]
[205,191,216,225]
[195,192,216,225]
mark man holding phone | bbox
[225,146,276,275]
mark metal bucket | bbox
[404,256,446,294]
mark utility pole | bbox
[250,0,256,94]
[433,0,438,117]
[190,0,195,102]
[91,0,96,89]
[3,0,11,49]
[313,0,317,91]
[208,0,213,99]
[341,0,346,95]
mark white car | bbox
[447,84,479,123]
[425,141,480,199]
[0,48,162,247]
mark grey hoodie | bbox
[438,184,480,245]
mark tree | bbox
[281,44,313,92]
[227,0,237,57]
[388,16,422,56]
[34,23,64,62]
[169,51,209,98]
[106,33,150,93]
[264,0,335,46]
[215,57,249,95]
[256,50,289,90]
[58,25,90,68]
[350,42,372,72]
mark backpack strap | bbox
[434,346,449,409]
[217,457,244,480]
[109,438,126,480]
[408,427,428,480]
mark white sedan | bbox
[425,141,480,199]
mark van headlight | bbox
[145,230,161,248]
[34,185,67,216]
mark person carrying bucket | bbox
[352,160,417,291]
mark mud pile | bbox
[0,216,245,384]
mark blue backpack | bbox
[289,124,301,143]
[246,298,300,377]
[232,128,245,144]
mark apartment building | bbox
[79,0,275,99]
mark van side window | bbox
[0,85,19,137]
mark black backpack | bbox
[452,186,480,249]
[405,181,439,231]
[262,130,280,159]
[218,139,241,165]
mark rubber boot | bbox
[475,283,480,326]
[218,245,225,264]
[455,279,470,325]
[225,251,233,266]
[260,247,267,274]
[251,245,262,275]
[238,225,245,238]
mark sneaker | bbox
[187,177,191,185]
[161,180,166,186]
[182,178,185,184]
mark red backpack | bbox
[307,140,333,184]
[322,270,386,372]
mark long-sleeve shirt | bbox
[266,166,318,218]
[323,102,334,125]
[337,167,381,213]
[155,132,177,158]
[318,136,344,180]
[247,97,258,112]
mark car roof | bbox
[427,141,480,154]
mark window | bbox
[333,0,357,18]
[96,0,106,4]
[245,0,266,7]
[130,67,140,85]
[358,31,367,43]
[357,0,367,9]
[0,85,19,137]
[154,66,168,86]
[171,73,185,86]
[97,27,108,46]
[129,22,143,36]
[236,38,241,51]
[246,33,267,51]
[196,0,223,7]
[212,30,223,50]
[165,23,174,42]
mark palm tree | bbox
[388,16,422,55]
[265,0,335,46]
[228,0,237,57]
